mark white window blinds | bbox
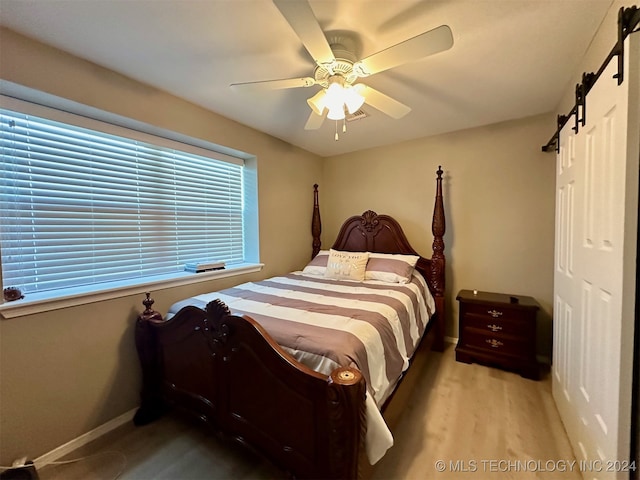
[1,107,245,294]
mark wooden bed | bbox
[133,167,446,479]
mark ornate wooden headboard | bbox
[311,167,446,300]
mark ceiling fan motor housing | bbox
[314,42,359,87]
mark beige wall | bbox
[322,113,557,355]
[0,28,323,465]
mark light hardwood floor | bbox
[38,344,581,480]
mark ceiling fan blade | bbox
[231,77,316,91]
[354,25,453,77]
[273,0,335,66]
[360,85,411,119]
[304,111,326,130]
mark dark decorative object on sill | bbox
[3,287,24,302]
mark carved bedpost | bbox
[327,367,366,479]
[133,293,166,426]
[430,166,446,351]
[311,184,322,259]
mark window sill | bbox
[0,263,264,319]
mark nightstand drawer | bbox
[462,311,530,337]
[462,302,530,324]
[462,327,528,357]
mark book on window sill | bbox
[184,261,226,273]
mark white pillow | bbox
[324,249,369,281]
[364,252,419,283]
[302,250,329,275]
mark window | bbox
[0,95,259,306]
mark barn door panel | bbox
[552,34,638,480]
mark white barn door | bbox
[553,34,639,480]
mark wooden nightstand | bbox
[455,290,540,380]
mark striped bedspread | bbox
[167,270,436,463]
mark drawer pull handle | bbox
[487,324,503,332]
[486,339,504,348]
[488,309,503,318]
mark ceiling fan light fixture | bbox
[325,77,344,102]
[344,85,365,114]
[307,89,327,115]
[327,103,346,120]
[308,75,365,121]
[322,76,347,120]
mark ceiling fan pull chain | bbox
[343,118,347,133]
[335,121,339,141]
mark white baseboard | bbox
[33,408,136,469]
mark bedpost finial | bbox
[437,165,443,178]
[140,292,163,322]
[143,292,154,313]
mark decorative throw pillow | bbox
[302,250,329,275]
[364,252,419,283]
[324,249,369,281]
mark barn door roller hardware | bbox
[542,5,640,153]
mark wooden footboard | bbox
[134,296,367,479]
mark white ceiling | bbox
[0,0,613,157]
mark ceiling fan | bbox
[231,0,454,133]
